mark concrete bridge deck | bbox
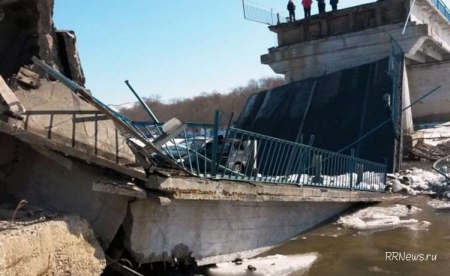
[145,175,395,203]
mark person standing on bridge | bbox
[287,0,296,22]
[302,0,313,18]
[317,0,326,14]
[330,0,339,11]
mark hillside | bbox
[120,77,284,123]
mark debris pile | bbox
[407,122,450,161]
[387,168,450,197]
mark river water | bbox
[259,196,450,276]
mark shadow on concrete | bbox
[237,58,400,171]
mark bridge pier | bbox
[262,0,450,126]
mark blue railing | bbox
[388,37,404,135]
[431,0,450,22]
[31,56,195,175]
[433,156,450,182]
[134,117,387,192]
[31,56,387,192]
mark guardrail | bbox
[431,0,450,22]
[242,0,288,25]
[134,113,388,192]
[31,57,387,192]
[433,155,450,182]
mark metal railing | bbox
[135,112,387,192]
[31,56,196,175]
[388,37,404,135]
[433,156,450,182]
[242,0,289,25]
[31,57,387,192]
[431,0,450,22]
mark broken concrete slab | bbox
[123,199,352,265]
[146,175,399,203]
[12,80,137,169]
[93,178,148,199]
[29,144,73,170]
[0,121,146,181]
[93,177,172,206]
[16,67,40,88]
[2,136,131,247]
[55,30,86,86]
[0,76,25,114]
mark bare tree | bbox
[121,76,284,123]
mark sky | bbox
[52,0,447,106]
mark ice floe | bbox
[207,253,318,276]
[427,199,450,209]
[337,204,429,231]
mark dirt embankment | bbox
[0,215,106,275]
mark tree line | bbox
[120,77,284,123]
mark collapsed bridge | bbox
[0,0,408,272]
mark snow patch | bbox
[266,172,384,191]
[207,253,318,276]
[108,102,136,111]
[406,169,445,190]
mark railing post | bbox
[124,80,160,124]
[271,8,274,25]
[312,154,323,185]
[277,13,280,24]
[356,163,363,186]
[211,110,220,177]
[383,158,388,191]
[350,149,355,190]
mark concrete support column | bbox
[402,63,414,133]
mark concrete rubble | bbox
[387,167,450,197]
